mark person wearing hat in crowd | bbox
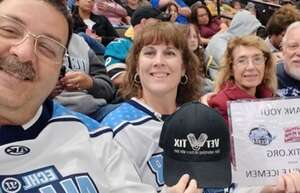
[99,22,203,192]
[104,6,170,89]
[0,0,202,193]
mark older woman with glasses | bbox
[208,35,277,125]
[206,35,300,193]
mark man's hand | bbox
[261,172,300,193]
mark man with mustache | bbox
[0,1,201,193]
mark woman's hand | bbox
[96,2,109,11]
[199,92,216,106]
[61,71,93,92]
[166,174,203,193]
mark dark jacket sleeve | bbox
[72,13,88,34]
[87,49,115,102]
[92,14,119,46]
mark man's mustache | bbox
[0,55,36,81]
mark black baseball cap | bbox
[159,101,231,188]
[131,6,170,27]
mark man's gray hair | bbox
[282,21,300,46]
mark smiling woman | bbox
[99,22,202,192]
[208,35,277,125]
[121,21,201,106]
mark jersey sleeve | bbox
[90,131,156,193]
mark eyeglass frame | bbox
[0,15,68,63]
[233,54,266,67]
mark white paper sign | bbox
[229,97,300,186]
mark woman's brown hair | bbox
[120,22,202,105]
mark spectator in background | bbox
[93,0,128,26]
[265,4,300,61]
[104,6,169,88]
[190,3,227,46]
[205,10,261,80]
[231,0,242,11]
[150,0,191,24]
[123,0,150,21]
[165,2,179,23]
[244,2,256,16]
[277,21,300,97]
[182,24,213,93]
[51,34,115,120]
[72,0,119,47]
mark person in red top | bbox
[206,35,300,193]
[208,35,277,125]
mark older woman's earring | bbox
[134,73,141,84]
[180,74,188,85]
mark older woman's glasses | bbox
[0,15,67,63]
[234,55,266,67]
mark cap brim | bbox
[163,153,232,188]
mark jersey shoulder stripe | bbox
[99,101,153,136]
[52,101,111,137]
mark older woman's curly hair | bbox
[119,22,202,105]
[214,35,277,94]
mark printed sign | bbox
[229,97,300,186]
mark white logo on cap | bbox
[173,133,220,152]
[187,133,208,151]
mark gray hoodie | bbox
[205,10,262,80]
[56,34,115,114]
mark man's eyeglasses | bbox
[234,55,266,67]
[0,15,67,63]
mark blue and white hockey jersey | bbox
[0,99,155,193]
[99,98,166,192]
[99,99,231,193]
